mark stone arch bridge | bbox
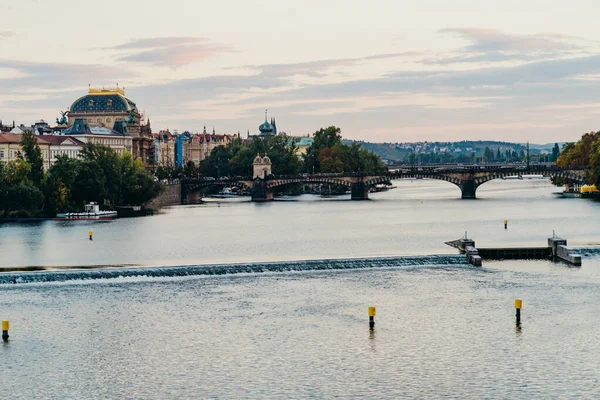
[180,164,588,203]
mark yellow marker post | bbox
[514,299,522,326]
[368,306,376,330]
[2,320,9,341]
[504,220,508,229]
[89,230,93,241]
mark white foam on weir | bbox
[0,255,471,285]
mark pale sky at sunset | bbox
[2,0,600,143]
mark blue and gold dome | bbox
[70,87,137,113]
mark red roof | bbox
[36,135,85,146]
[0,133,50,145]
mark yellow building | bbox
[183,129,236,165]
[0,134,51,169]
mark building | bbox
[253,153,272,178]
[41,135,85,166]
[0,134,51,169]
[288,136,314,156]
[60,118,132,155]
[154,130,176,168]
[180,127,236,166]
[67,86,153,165]
[247,110,277,138]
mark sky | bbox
[1,0,600,144]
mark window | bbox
[0,150,3,158]
[97,118,101,123]
[88,99,94,106]
[107,118,111,123]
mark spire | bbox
[265,109,268,122]
[203,125,207,135]
[212,127,215,135]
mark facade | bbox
[0,134,51,169]
[288,136,314,155]
[181,128,236,166]
[41,136,85,166]
[253,154,272,178]
[154,130,176,167]
[68,86,153,165]
[152,127,237,168]
[60,118,132,155]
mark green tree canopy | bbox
[20,131,44,187]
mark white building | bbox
[41,136,85,166]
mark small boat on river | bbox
[56,202,117,219]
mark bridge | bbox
[180,163,588,203]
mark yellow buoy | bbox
[1,320,8,331]
[368,306,376,317]
[514,299,522,309]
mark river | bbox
[1,179,600,398]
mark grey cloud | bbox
[427,28,585,65]
[0,59,136,91]
[233,52,421,79]
[109,37,234,67]
[439,28,578,52]
[111,37,206,50]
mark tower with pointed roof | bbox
[271,118,277,135]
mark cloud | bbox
[5,29,600,143]
[0,31,15,39]
[108,37,234,67]
[428,28,585,65]
[440,28,577,52]
[233,52,421,79]
[0,59,136,90]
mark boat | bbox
[56,202,118,218]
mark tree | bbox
[72,160,107,206]
[0,160,43,217]
[81,143,120,205]
[303,126,385,174]
[20,131,44,187]
[44,155,79,214]
[119,153,163,205]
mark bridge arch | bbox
[267,177,352,190]
[181,179,253,204]
[365,173,462,187]
[473,170,587,186]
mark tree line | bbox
[555,132,600,186]
[0,131,162,217]
[159,126,387,180]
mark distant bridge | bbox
[181,164,588,203]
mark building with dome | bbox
[253,153,272,178]
[67,86,154,166]
[248,110,278,138]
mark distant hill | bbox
[343,140,563,163]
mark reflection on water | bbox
[2,259,600,399]
[1,179,599,268]
[2,179,600,398]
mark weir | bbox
[446,234,586,266]
[0,255,470,285]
